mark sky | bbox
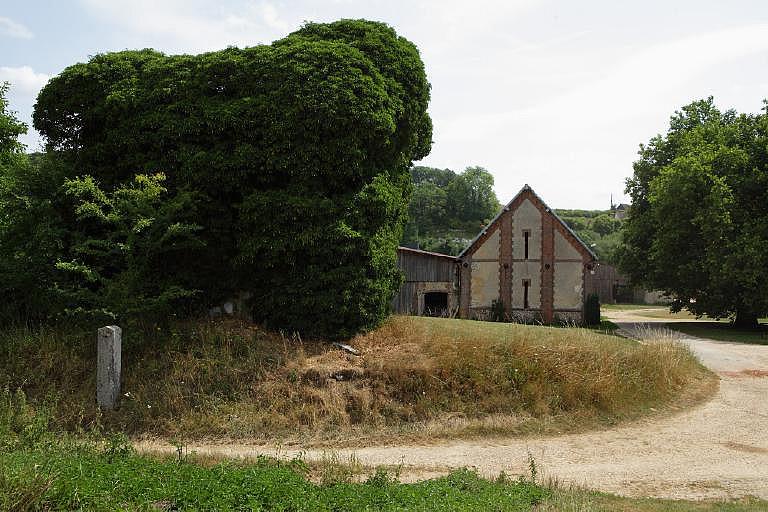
[2,1,768,209]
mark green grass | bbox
[4,451,766,512]
[601,304,668,311]
[668,322,768,345]
[1,448,547,511]
[2,443,765,511]
[540,488,768,511]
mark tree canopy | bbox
[402,165,499,255]
[2,19,432,338]
[0,83,26,159]
[619,98,768,328]
[556,210,622,264]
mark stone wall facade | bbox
[458,185,596,324]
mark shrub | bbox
[584,293,601,326]
[490,299,506,322]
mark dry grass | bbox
[538,484,767,511]
[0,316,715,445]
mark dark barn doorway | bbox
[423,292,448,317]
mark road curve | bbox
[137,313,768,500]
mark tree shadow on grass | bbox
[668,322,768,345]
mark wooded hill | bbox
[402,165,623,262]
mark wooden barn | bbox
[391,247,458,316]
[395,184,598,324]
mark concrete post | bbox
[97,325,121,410]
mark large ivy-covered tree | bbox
[26,19,432,337]
[619,98,768,328]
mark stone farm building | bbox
[393,185,598,324]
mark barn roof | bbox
[397,246,458,260]
[457,184,598,260]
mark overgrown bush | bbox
[584,293,601,326]
[2,19,432,338]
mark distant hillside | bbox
[555,209,623,263]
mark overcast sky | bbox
[2,1,768,208]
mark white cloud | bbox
[79,0,293,51]
[0,66,50,96]
[419,23,768,207]
[0,16,33,39]
[20,1,768,206]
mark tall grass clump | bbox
[0,317,714,443]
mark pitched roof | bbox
[458,184,597,260]
[397,246,458,260]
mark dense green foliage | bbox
[555,209,623,264]
[619,98,768,328]
[402,166,499,255]
[0,83,25,159]
[0,85,63,324]
[2,20,432,337]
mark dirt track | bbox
[137,312,768,500]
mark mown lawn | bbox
[669,322,768,345]
[602,303,668,311]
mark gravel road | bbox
[137,311,768,500]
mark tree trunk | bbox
[733,310,759,330]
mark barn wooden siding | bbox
[392,247,458,314]
[585,263,618,303]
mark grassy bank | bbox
[0,316,715,444]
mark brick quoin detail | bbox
[540,214,555,323]
[499,211,513,314]
[459,257,471,317]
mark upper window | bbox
[523,230,531,259]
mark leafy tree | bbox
[408,181,448,234]
[411,166,456,187]
[591,213,621,237]
[0,83,25,159]
[556,210,624,264]
[619,98,768,328]
[0,84,65,324]
[17,19,432,338]
[55,173,204,324]
[401,166,499,255]
[446,166,499,227]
